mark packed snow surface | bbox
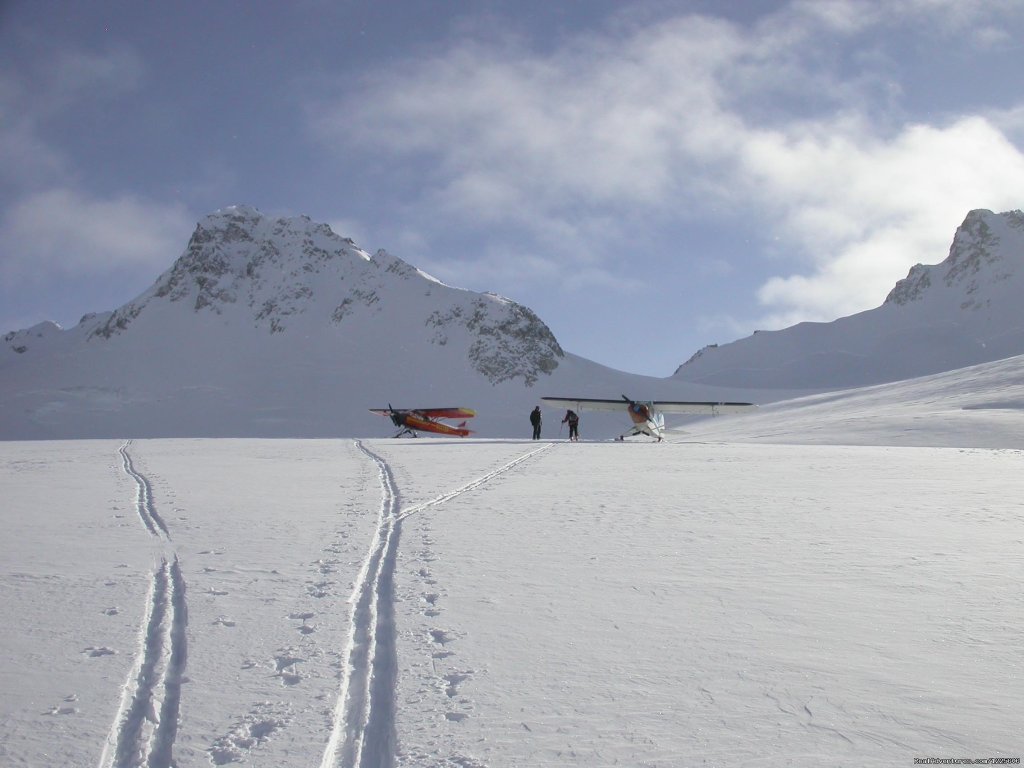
[2,358,1022,767]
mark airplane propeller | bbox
[387,403,403,427]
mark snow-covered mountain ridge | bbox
[68,206,564,385]
[7,205,1023,439]
[2,206,746,439]
[674,208,1024,389]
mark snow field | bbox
[381,441,1023,766]
[127,439,383,766]
[1,441,153,767]
[0,437,1021,767]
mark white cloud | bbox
[741,116,1024,324]
[0,117,65,187]
[0,73,61,187]
[418,242,644,297]
[988,104,1024,144]
[314,16,741,218]
[310,0,1024,327]
[1,44,146,188]
[0,189,193,283]
[0,39,185,283]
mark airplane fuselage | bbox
[625,401,666,439]
[370,407,475,437]
[399,412,472,437]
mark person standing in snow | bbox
[530,406,542,440]
[562,409,580,441]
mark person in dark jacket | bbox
[530,406,542,440]
[562,409,580,441]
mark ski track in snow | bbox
[99,440,188,768]
[118,440,171,541]
[398,443,554,522]
[321,440,554,768]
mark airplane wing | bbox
[415,407,476,419]
[541,397,630,412]
[652,401,755,414]
[542,397,755,414]
[369,407,475,419]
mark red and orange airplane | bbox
[370,405,476,438]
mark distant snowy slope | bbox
[0,206,751,439]
[676,352,1024,448]
[674,209,1024,389]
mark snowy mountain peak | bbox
[2,205,573,438]
[885,208,1024,307]
[85,206,377,339]
[84,207,565,385]
[1,321,63,354]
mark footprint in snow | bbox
[288,611,316,634]
[43,694,79,715]
[83,646,116,657]
[314,558,338,575]
[208,702,291,765]
[444,671,473,698]
[430,629,455,646]
[44,705,78,716]
[306,581,330,598]
[423,593,441,617]
[273,650,304,685]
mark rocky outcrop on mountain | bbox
[885,209,1023,309]
[2,321,63,355]
[427,296,562,385]
[89,207,370,337]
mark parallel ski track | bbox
[99,441,188,768]
[398,442,553,522]
[118,440,171,541]
[322,440,553,768]
[321,440,401,768]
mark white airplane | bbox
[541,394,755,441]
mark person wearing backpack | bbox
[562,409,580,441]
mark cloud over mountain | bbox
[675,209,1024,389]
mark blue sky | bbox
[2,0,1023,376]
